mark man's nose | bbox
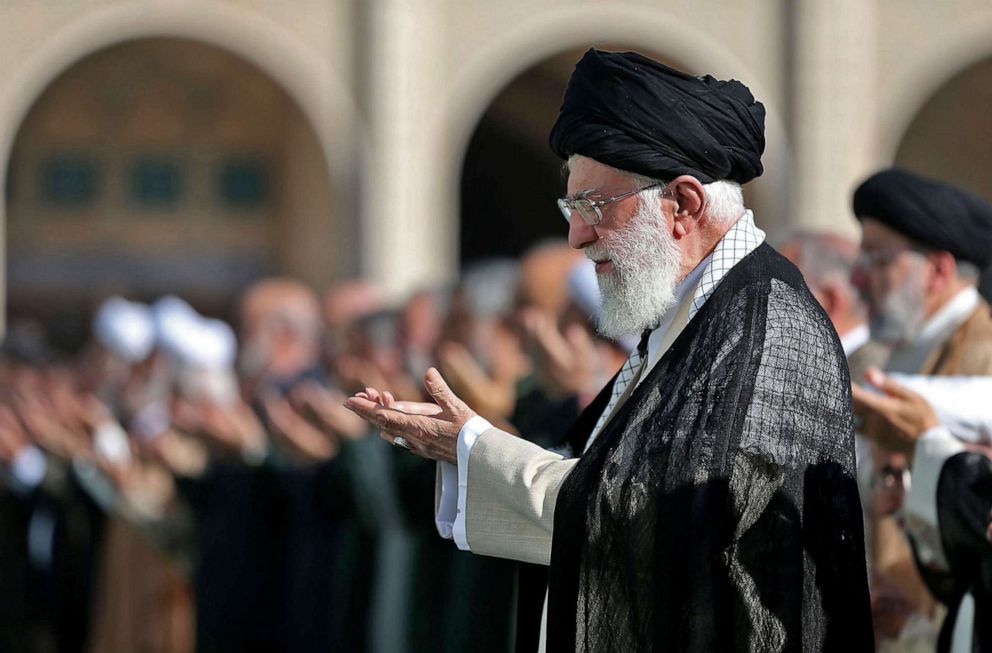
[567,213,597,250]
[850,263,870,296]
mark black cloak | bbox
[910,451,992,652]
[546,244,874,651]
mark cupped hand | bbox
[852,367,939,460]
[344,368,474,464]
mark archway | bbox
[458,44,773,263]
[4,37,338,349]
[894,56,992,202]
[892,56,992,298]
[459,45,675,263]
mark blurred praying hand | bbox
[852,367,940,461]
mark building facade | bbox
[1,0,991,335]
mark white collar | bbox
[645,210,766,365]
[646,254,710,357]
[839,323,871,357]
[688,210,765,320]
[884,286,981,374]
[914,286,979,345]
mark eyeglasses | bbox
[856,247,928,270]
[870,465,909,491]
[557,182,665,226]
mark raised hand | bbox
[291,381,369,440]
[852,367,939,460]
[173,398,267,461]
[146,428,210,478]
[344,368,475,464]
[334,354,391,395]
[12,385,91,460]
[264,393,338,465]
[520,307,596,399]
[0,405,30,463]
[436,341,518,421]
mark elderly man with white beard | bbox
[346,49,873,652]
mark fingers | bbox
[345,398,420,447]
[862,367,922,402]
[877,376,925,403]
[438,343,490,386]
[372,408,424,439]
[345,381,466,463]
[424,367,464,411]
[851,382,888,415]
[388,401,443,416]
[863,366,886,389]
[564,323,594,351]
[344,396,382,423]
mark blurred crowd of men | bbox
[0,241,630,653]
[1,168,991,651]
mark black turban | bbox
[549,49,765,184]
[853,167,992,268]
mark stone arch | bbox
[878,14,992,163]
[0,2,361,337]
[892,55,992,202]
[427,3,790,266]
[890,51,992,300]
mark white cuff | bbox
[436,461,458,539]
[11,445,47,492]
[905,425,965,571]
[434,415,492,550]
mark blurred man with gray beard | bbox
[852,168,992,652]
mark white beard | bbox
[869,259,927,344]
[586,200,682,340]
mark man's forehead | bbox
[859,218,912,248]
[566,155,628,191]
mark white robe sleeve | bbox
[904,425,966,571]
[435,415,493,548]
[434,420,579,564]
[888,374,992,444]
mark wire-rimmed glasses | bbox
[557,182,665,226]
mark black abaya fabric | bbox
[546,244,873,652]
[914,451,992,653]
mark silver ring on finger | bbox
[392,436,411,450]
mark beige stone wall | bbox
[1,0,992,334]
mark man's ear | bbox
[668,175,705,239]
[925,250,956,293]
[817,282,843,323]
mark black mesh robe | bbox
[546,244,873,652]
[911,451,992,652]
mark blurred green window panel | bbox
[130,157,183,209]
[40,155,98,207]
[218,158,269,209]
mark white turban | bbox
[93,297,155,362]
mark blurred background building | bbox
[1,0,991,342]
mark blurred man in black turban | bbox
[851,167,992,651]
[853,167,992,353]
[347,49,873,651]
